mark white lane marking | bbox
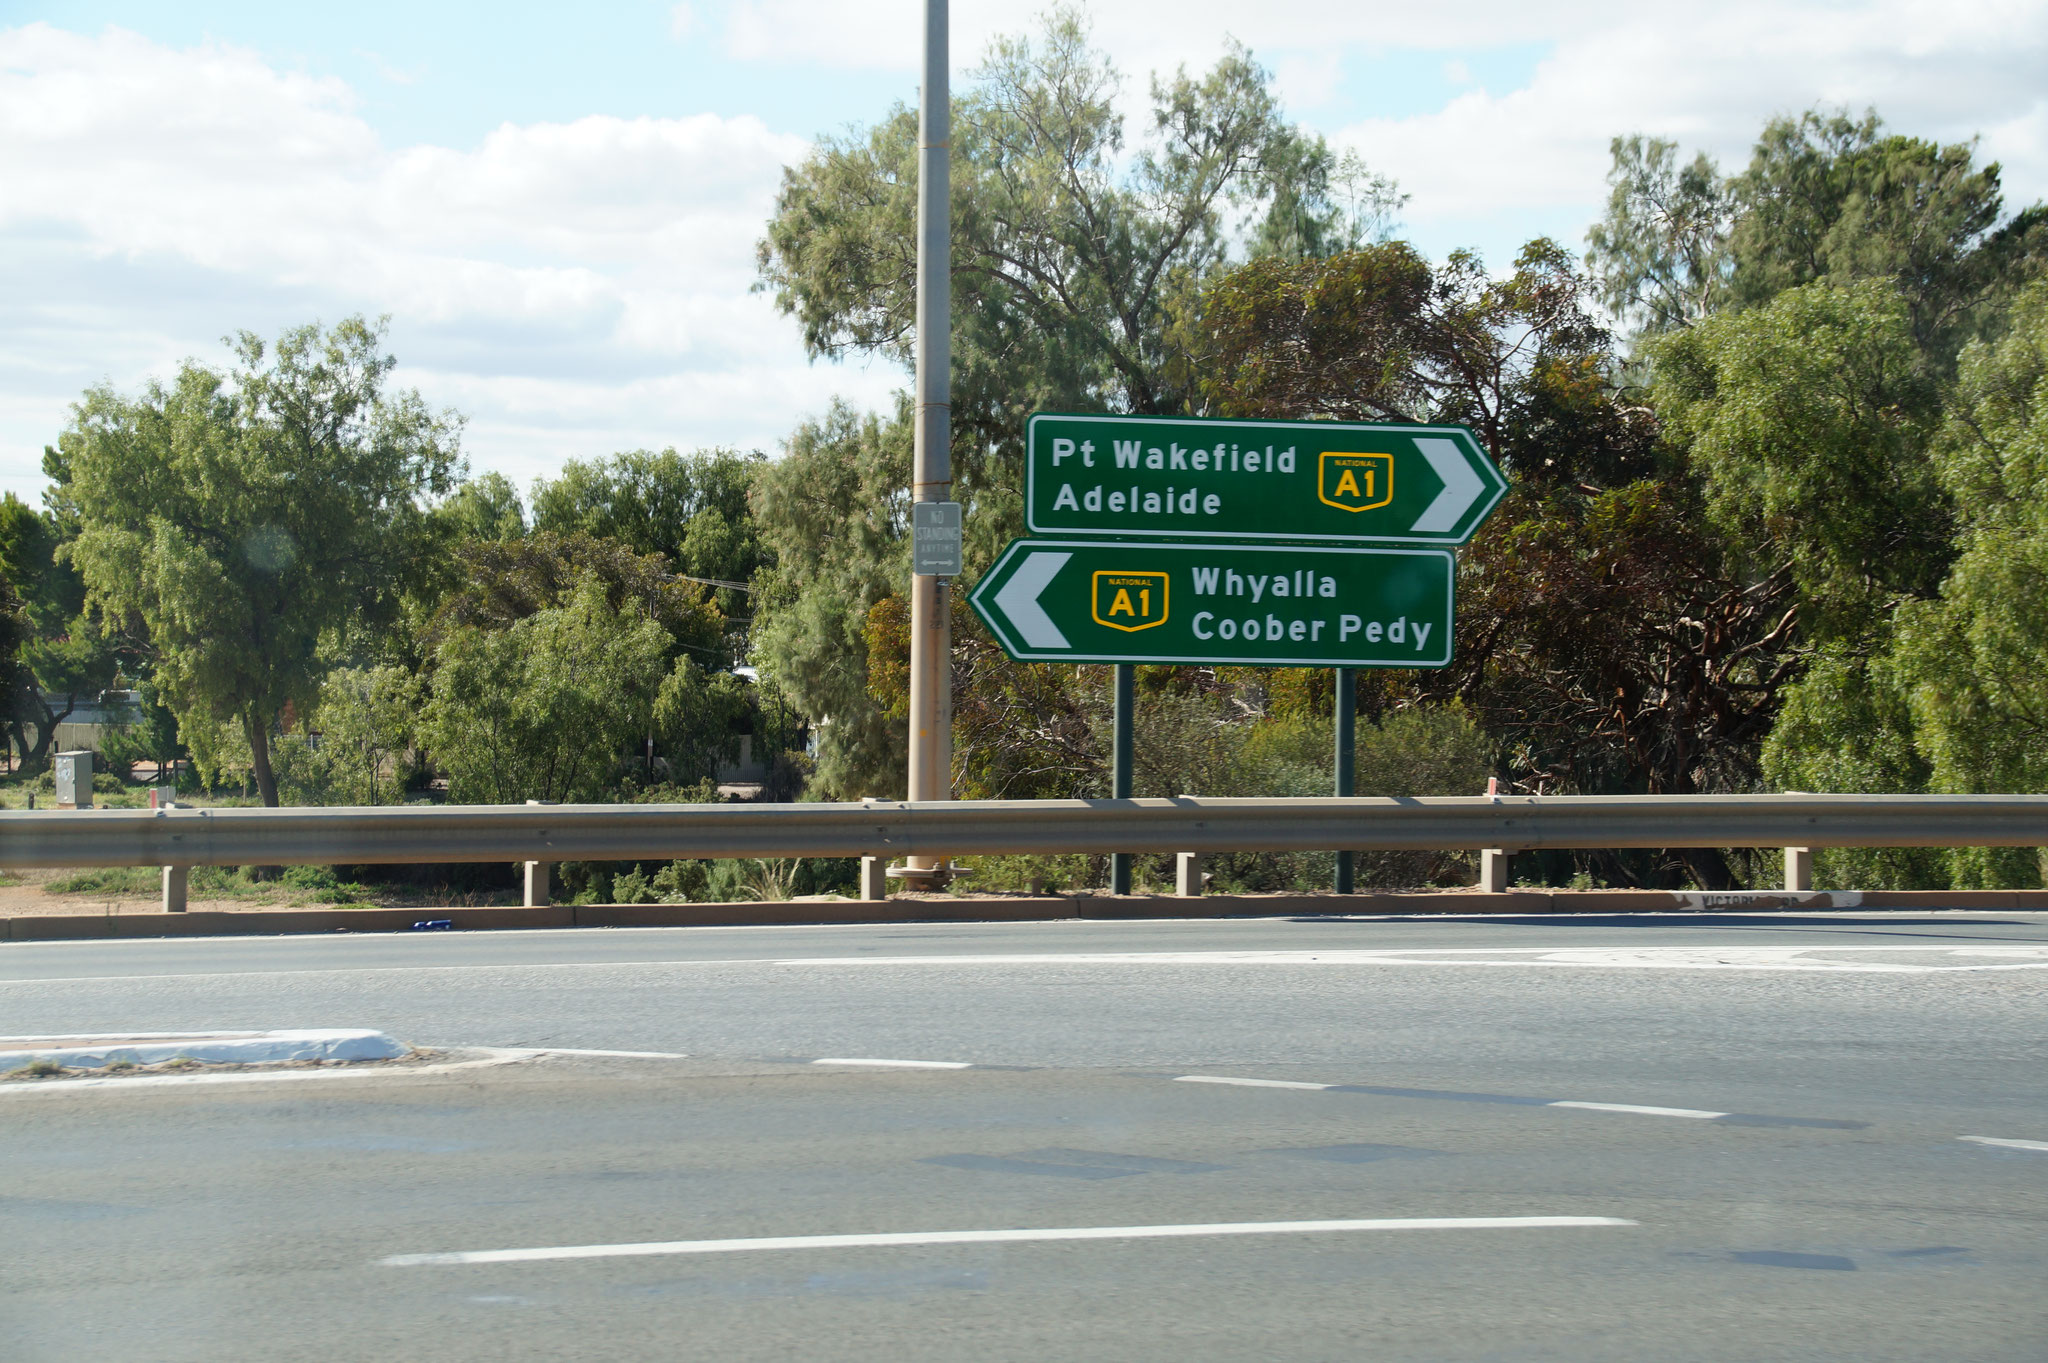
[381,1215,1637,1267]
[1174,1073,1731,1120]
[529,1048,689,1060]
[14,940,2048,986]
[0,1052,531,1095]
[5,910,2032,960]
[1548,1101,1726,1119]
[1958,1136,2048,1153]
[812,1058,973,1070]
[771,946,2048,973]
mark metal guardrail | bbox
[4,794,2045,870]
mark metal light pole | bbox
[904,0,953,875]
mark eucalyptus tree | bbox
[56,317,461,805]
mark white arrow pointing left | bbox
[993,551,1071,649]
[1411,438,1486,534]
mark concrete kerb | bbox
[5,889,2048,941]
[0,1028,408,1072]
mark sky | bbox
[3,0,2046,506]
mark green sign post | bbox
[968,538,1453,669]
[1025,413,1507,547]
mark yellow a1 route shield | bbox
[1092,570,1169,631]
[1319,452,1394,511]
[971,538,1454,668]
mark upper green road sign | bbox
[968,537,1453,668]
[1024,413,1508,547]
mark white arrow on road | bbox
[1411,438,1486,534]
[992,551,1071,649]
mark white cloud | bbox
[6,5,2047,503]
[1334,0,2048,255]
[0,22,898,503]
[707,1,2048,263]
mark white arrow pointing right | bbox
[993,551,1071,649]
[1411,438,1485,534]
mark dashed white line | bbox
[812,1058,973,1070]
[1958,1135,2048,1153]
[1548,1101,1726,1119]
[1173,1074,1732,1121]
[381,1215,1638,1267]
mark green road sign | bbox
[969,538,1453,668]
[1025,413,1508,547]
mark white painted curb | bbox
[0,1028,407,1072]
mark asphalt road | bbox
[4,911,2047,1361]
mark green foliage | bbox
[531,448,768,615]
[274,665,419,806]
[1188,237,1626,472]
[1877,280,2048,886]
[1724,112,2022,356]
[437,472,528,542]
[0,569,22,702]
[422,574,673,804]
[427,530,728,668]
[1653,279,1949,642]
[1179,242,1439,422]
[1,491,123,773]
[93,678,184,780]
[1589,109,2045,356]
[758,10,1360,427]
[1763,648,1948,889]
[958,688,1489,893]
[1585,135,1731,337]
[651,657,751,787]
[275,864,378,904]
[565,852,857,904]
[749,401,913,799]
[54,316,461,805]
[651,859,708,902]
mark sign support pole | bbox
[1111,663,1134,894]
[906,0,952,875]
[1334,668,1355,893]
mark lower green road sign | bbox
[969,538,1453,668]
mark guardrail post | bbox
[1176,852,1203,897]
[1784,846,1813,892]
[860,856,888,901]
[162,865,188,914]
[523,799,551,907]
[1479,848,1510,893]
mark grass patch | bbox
[44,866,160,896]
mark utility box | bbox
[54,750,93,810]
